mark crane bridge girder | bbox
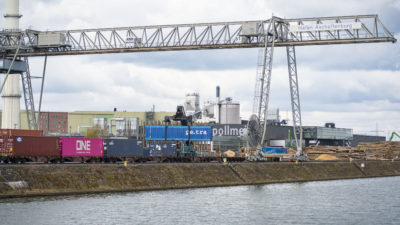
[0,14,396,57]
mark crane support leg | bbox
[286,45,304,157]
[37,56,48,130]
[259,40,275,147]
[253,19,276,148]
[21,57,37,130]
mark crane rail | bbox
[0,14,396,57]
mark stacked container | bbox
[145,125,165,140]
[166,126,188,141]
[145,125,212,141]
[0,129,43,137]
[188,126,212,141]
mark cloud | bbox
[27,56,256,112]
[90,49,260,71]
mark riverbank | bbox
[1,161,400,198]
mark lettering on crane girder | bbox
[290,22,362,32]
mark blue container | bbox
[149,143,162,157]
[166,126,188,141]
[166,126,212,141]
[143,147,150,157]
[145,125,165,140]
[189,126,212,141]
[262,147,289,154]
[161,142,177,157]
[103,139,143,157]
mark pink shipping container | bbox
[60,137,103,157]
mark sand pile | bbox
[315,154,338,161]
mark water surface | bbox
[1,176,399,224]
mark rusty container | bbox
[13,136,60,156]
[0,129,43,137]
[0,136,59,156]
[0,136,14,156]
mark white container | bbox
[242,22,259,36]
[37,32,68,47]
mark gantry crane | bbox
[0,12,396,154]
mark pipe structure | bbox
[2,0,22,129]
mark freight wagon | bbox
[0,136,104,163]
[0,129,245,164]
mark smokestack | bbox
[5,0,22,31]
[215,86,221,124]
[2,0,22,129]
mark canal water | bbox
[1,176,399,225]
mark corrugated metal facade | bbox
[166,126,188,141]
[103,139,143,157]
[145,126,165,140]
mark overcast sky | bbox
[1,0,399,137]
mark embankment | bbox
[1,161,400,198]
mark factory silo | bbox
[219,98,240,124]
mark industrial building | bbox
[0,110,175,136]
[0,109,386,151]
[38,112,68,135]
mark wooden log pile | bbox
[357,142,400,160]
[304,141,400,160]
[304,146,356,160]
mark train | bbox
[0,129,245,163]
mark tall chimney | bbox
[215,86,221,124]
[5,0,21,31]
[2,0,22,129]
